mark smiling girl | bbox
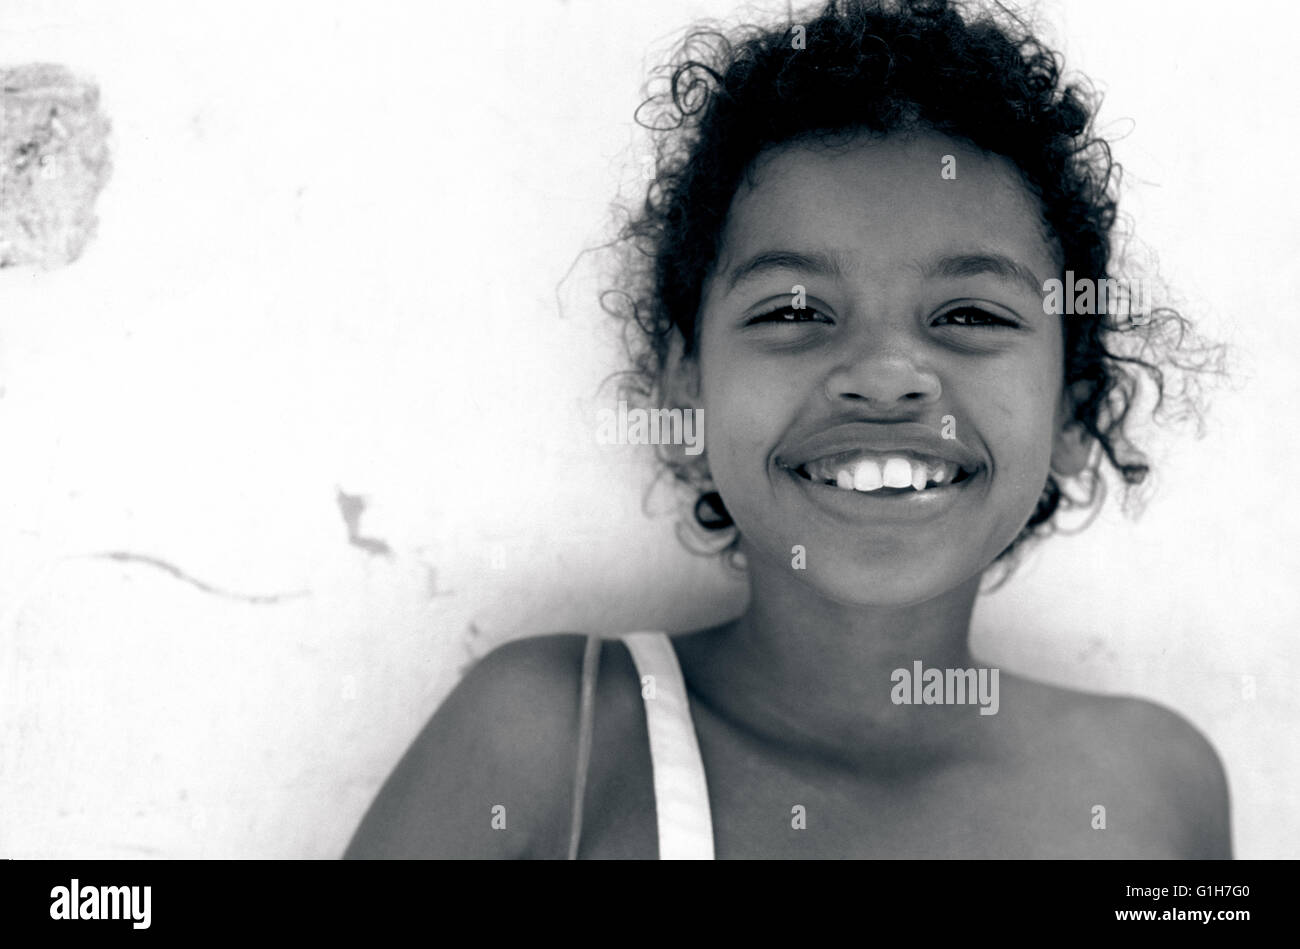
[346,0,1230,859]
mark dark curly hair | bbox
[601,0,1221,570]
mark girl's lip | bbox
[776,420,984,472]
[780,463,981,522]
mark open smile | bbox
[772,421,987,521]
[778,458,983,522]
[792,450,978,494]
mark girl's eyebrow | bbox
[722,247,1045,299]
[722,248,849,294]
[918,252,1045,298]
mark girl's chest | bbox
[692,737,1051,859]
[579,705,1182,859]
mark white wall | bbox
[0,0,1294,859]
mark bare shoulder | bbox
[344,633,591,859]
[1007,675,1232,858]
[1102,693,1232,858]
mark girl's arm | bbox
[343,634,587,859]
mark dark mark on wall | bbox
[335,487,393,558]
[80,551,309,604]
[456,621,490,676]
[413,546,455,599]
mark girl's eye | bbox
[746,306,831,326]
[934,305,1020,328]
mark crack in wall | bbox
[79,551,310,604]
[423,564,454,599]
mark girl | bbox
[345,0,1229,859]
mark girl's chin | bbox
[743,542,987,608]
[813,565,980,609]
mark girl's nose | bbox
[822,337,941,409]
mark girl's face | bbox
[686,131,1082,606]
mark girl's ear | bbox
[662,328,702,409]
[1051,382,1092,477]
[660,329,710,473]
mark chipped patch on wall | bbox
[0,63,112,269]
[335,487,393,558]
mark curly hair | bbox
[602,0,1221,570]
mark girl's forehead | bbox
[714,132,1058,281]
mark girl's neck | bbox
[676,551,990,768]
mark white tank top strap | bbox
[620,630,716,860]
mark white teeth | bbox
[881,457,912,488]
[801,454,969,492]
[852,459,884,491]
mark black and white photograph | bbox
[1,0,1294,897]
